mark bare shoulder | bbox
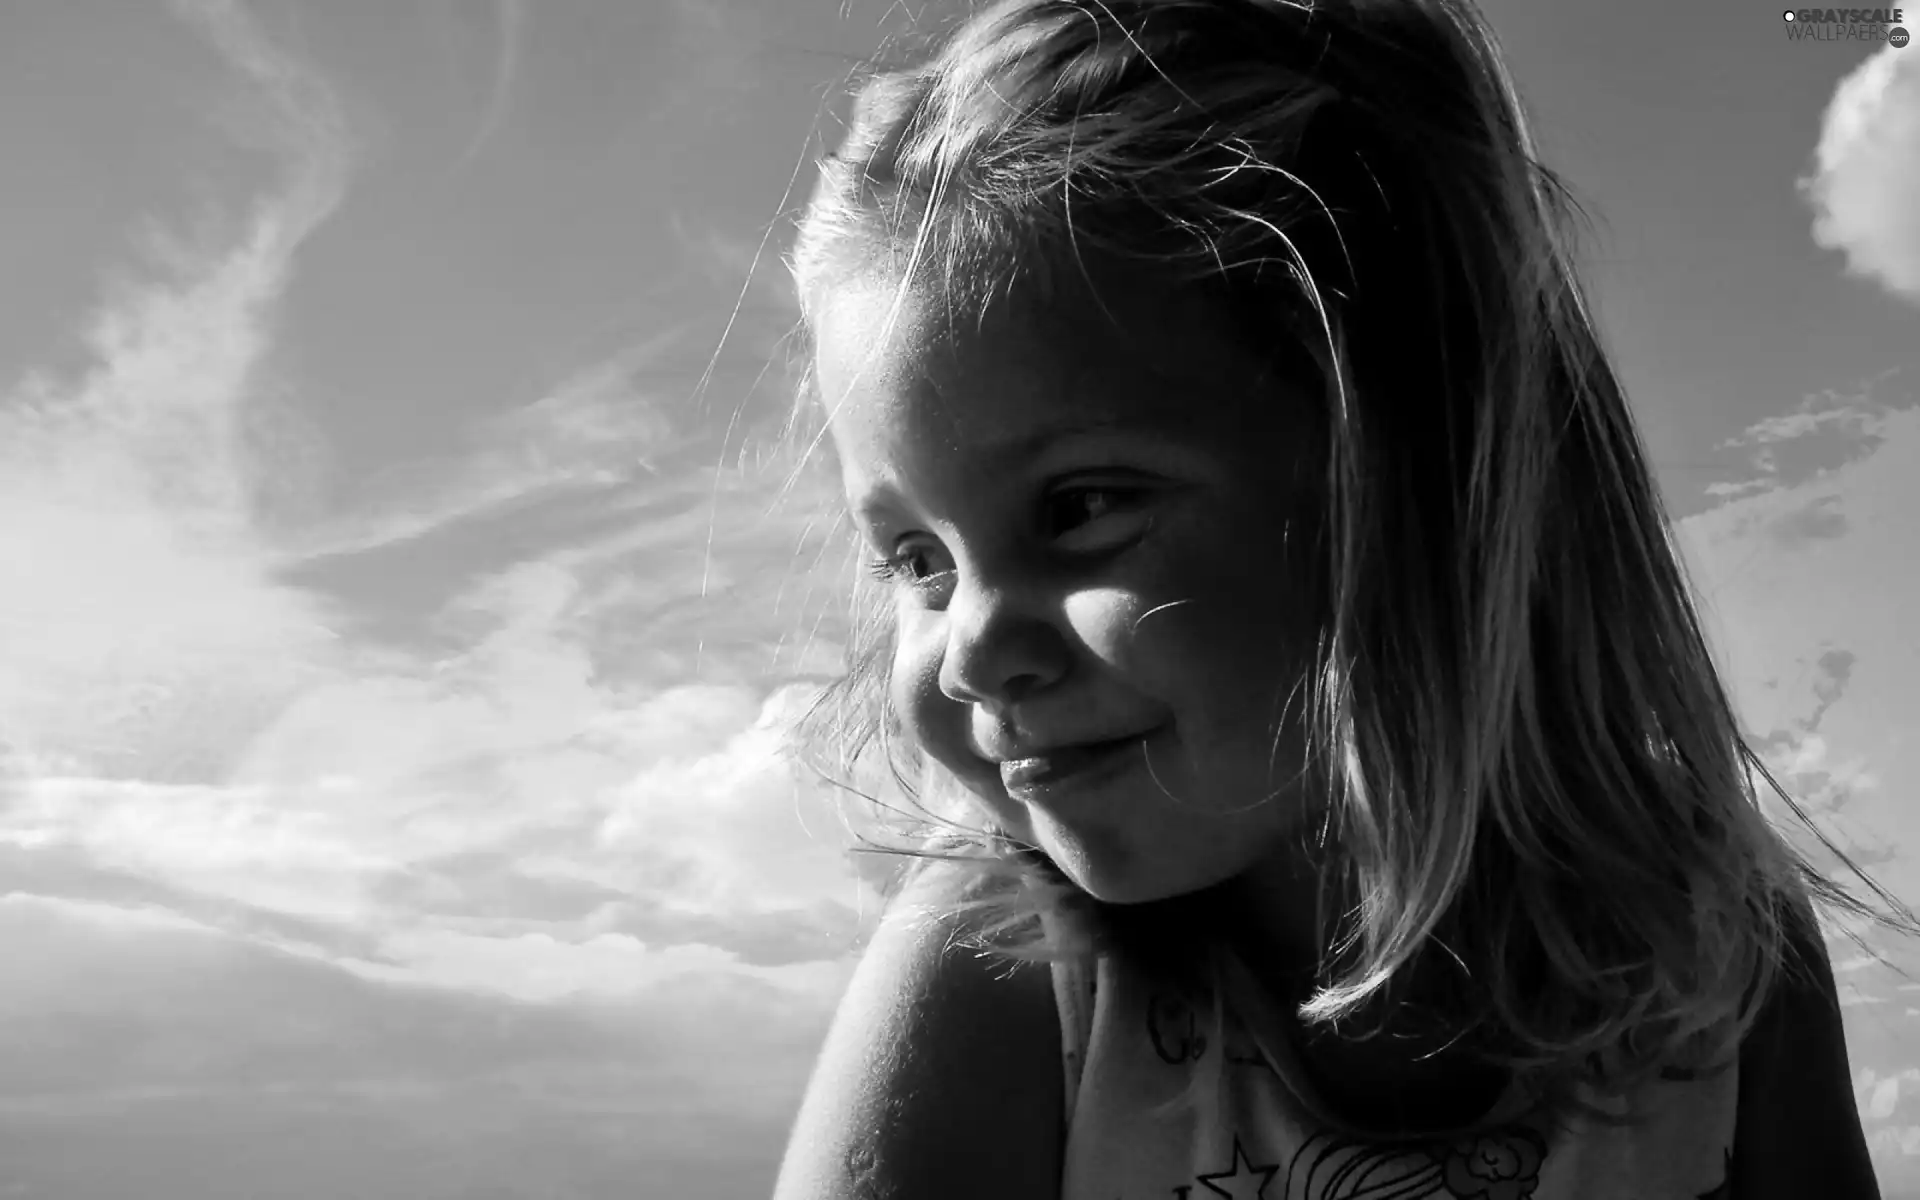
[772,858,1065,1200]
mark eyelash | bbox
[864,486,1144,586]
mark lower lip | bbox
[1000,734,1153,801]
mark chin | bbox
[1038,825,1252,910]
[1070,879,1161,905]
[1039,843,1194,907]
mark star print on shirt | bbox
[1172,1135,1281,1200]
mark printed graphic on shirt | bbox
[1147,990,1276,1074]
[1164,1125,1550,1199]
[1148,990,1208,1065]
[1165,1126,1735,1199]
[1102,970,1737,1200]
[1171,1135,1279,1198]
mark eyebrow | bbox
[976,414,1147,467]
[851,414,1157,524]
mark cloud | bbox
[1683,405,1916,973]
[0,894,827,1197]
[0,0,865,981]
[4,668,870,984]
[1679,376,1920,1185]
[0,2,873,1194]
[0,895,611,1093]
[1800,41,1920,304]
[1707,373,1901,501]
[458,0,529,169]
[0,0,353,787]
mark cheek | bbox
[888,630,941,746]
[1060,587,1153,672]
[1104,549,1316,708]
[889,621,978,772]
[1143,613,1321,798]
[879,618,1036,833]
[890,641,1026,828]
[890,637,936,741]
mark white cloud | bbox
[1676,390,1920,901]
[357,924,851,1005]
[448,0,530,170]
[2,778,397,923]
[0,894,826,1197]
[0,0,352,787]
[1868,1072,1905,1119]
[279,333,693,565]
[1684,376,1920,1191]
[1871,1125,1920,1159]
[4,647,867,983]
[0,2,863,1193]
[0,0,866,1002]
[1800,41,1920,303]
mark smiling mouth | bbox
[999,732,1155,797]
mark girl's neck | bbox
[1203,847,1518,1134]
[1218,837,1348,988]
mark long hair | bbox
[775,0,1916,1120]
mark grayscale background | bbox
[1,2,1916,1196]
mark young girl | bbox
[771,1,1910,1197]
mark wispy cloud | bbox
[0,894,823,1195]
[0,0,864,1023]
[1706,370,1903,502]
[0,5,868,1191]
[1678,374,1920,1177]
[1680,387,1920,856]
[281,329,692,564]
[455,0,529,170]
[1800,41,1920,304]
[0,0,352,786]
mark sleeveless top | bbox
[1048,949,1740,1199]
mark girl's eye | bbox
[864,486,1145,587]
[865,547,940,584]
[1045,487,1133,535]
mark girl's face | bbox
[815,260,1326,907]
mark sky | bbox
[0,0,1917,1196]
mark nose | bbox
[935,572,1070,714]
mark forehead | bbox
[814,260,1288,498]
